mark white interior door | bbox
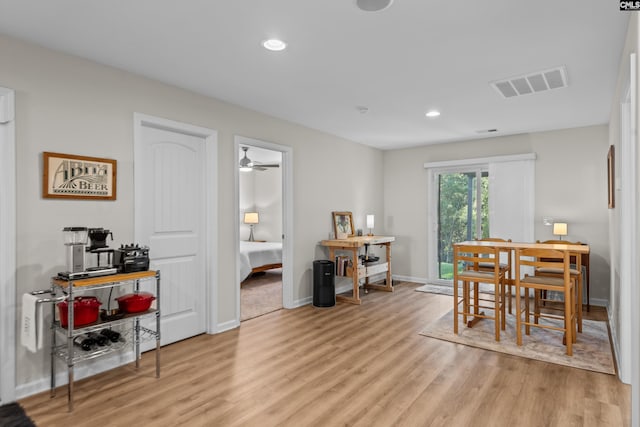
[135,116,212,345]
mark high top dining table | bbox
[453,240,589,256]
[453,239,590,325]
[453,240,590,285]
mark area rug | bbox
[419,309,615,375]
[0,402,36,427]
[415,283,493,295]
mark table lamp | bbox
[366,214,375,236]
[244,212,259,241]
[553,222,567,240]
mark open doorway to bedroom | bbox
[237,141,284,321]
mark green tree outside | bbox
[438,172,489,279]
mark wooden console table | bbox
[320,235,395,304]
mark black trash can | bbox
[313,260,335,307]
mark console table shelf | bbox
[320,236,395,304]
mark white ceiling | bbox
[0,1,630,150]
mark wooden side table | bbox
[320,235,395,304]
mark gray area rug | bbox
[0,402,36,427]
[419,309,615,375]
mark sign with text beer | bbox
[42,152,117,200]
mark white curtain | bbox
[488,159,535,243]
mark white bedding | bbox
[239,241,283,281]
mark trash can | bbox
[313,260,335,307]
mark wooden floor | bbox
[20,282,630,427]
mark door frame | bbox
[133,113,219,334]
[0,87,16,404]
[234,136,294,319]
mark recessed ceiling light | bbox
[262,39,287,51]
[425,110,441,118]
[356,0,394,12]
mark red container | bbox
[58,296,102,328]
[116,292,155,313]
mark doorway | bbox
[234,136,293,322]
[434,168,489,282]
[426,154,535,286]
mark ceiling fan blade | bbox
[253,166,268,171]
[253,162,280,168]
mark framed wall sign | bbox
[42,152,117,200]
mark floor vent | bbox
[490,66,568,99]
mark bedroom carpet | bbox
[241,268,282,321]
[419,307,615,375]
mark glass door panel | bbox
[436,170,489,280]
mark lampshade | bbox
[366,215,375,229]
[243,212,259,224]
[553,222,567,236]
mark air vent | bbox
[490,66,568,99]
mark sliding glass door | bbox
[436,169,489,280]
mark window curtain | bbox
[488,159,535,243]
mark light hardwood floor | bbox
[20,282,630,427]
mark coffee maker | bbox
[87,227,113,251]
[63,227,88,272]
[87,228,115,267]
[59,227,118,280]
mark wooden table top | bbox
[320,235,395,248]
[52,270,158,287]
[454,240,589,254]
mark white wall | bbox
[239,166,282,242]
[0,34,384,393]
[607,15,639,422]
[254,166,283,242]
[383,125,610,305]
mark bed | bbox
[240,241,283,281]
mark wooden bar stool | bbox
[453,244,507,341]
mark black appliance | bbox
[87,228,113,250]
[313,260,335,308]
[113,244,150,273]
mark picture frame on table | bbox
[42,152,117,200]
[332,211,354,239]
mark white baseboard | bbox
[291,296,312,307]
[391,274,426,284]
[589,297,608,308]
[16,350,136,400]
[608,304,625,383]
[215,319,239,334]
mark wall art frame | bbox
[332,211,354,238]
[42,152,117,200]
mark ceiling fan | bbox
[239,146,280,171]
